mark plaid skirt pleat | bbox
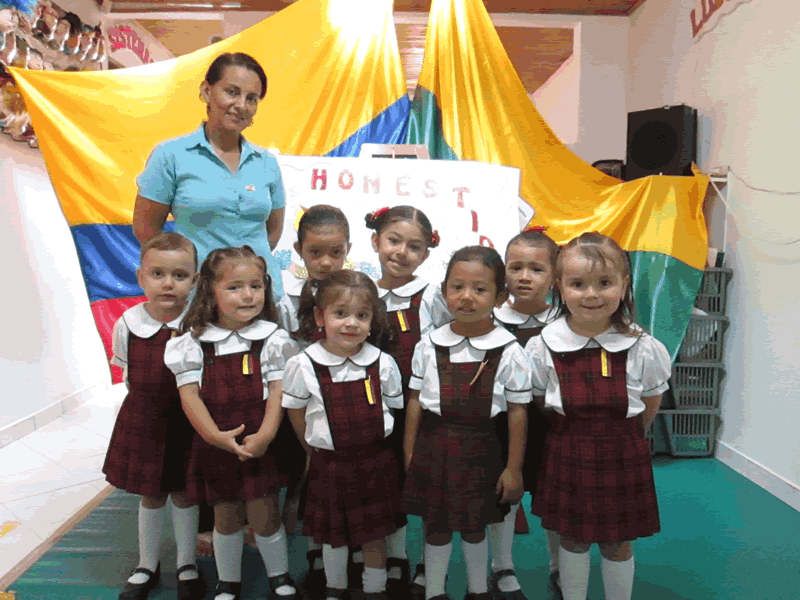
[302,443,399,547]
[496,404,552,497]
[103,329,193,496]
[532,413,660,542]
[401,412,507,532]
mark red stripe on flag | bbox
[91,296,146,384]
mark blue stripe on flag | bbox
[326,96,411,157]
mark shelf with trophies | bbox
[1,0,108,148]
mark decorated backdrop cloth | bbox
[10,0,410,382]
[406,0,710,359]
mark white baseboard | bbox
[0,380,110,449]
[716,441,800,512]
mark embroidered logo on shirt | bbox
[245,184,256,192]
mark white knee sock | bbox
[546,530,561,573]
[171,503,199,579]
[256,527,294,595]
[489,503,520,591]
[129,504,165,584]
[323,544,349,591]
[213,529,244,585]
[424,542,451,599]
[461,538,489,595]
[601,555,635,600]
[363,566,388,594]
[559,547,591,600]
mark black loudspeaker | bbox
[625,105,697,180]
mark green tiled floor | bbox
[9,458,800,599]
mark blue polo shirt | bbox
[136,125,286,297]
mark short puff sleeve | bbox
[379,353,404,409]
[524,335,550,396]
[498,342,533,405]
[408,336,431,392]
[261,329,300,394]
[110,317,129,371]
[165,331,203,388]
[281,354,312,409]
[632,334,672,397]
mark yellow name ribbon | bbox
[365,376,375,404]
[601,348,610,378]
[243,354,253,376]
[397,311,409,333]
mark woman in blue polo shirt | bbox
[133,52,286,296]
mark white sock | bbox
[171,503,199,580]
[461,537,489,594]
[352,548,364,564]
[308,538,324,570]
[363,566,388,594]
[559,547,591,600]
[424,542,451,599]
[323,544,349,590]
[213,530,243,584]
[489,503,520,592]
[601,555,635,600]
[129,504,165,584]
[546,530,561,573]
[256,528,294,595]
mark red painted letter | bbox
[453,187,470,207]
[338,170,354,190]
[364,174,380,194]
[311,169,327,190]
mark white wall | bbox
[533,52,580,146]
[0,135,110,444]
[630,0,800,502]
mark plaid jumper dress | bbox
[401,344,510,533]
[496,323,551,496]
[301,359,400,548]
[532,345,661,542]
[185,338,281,504]
[104,327,194,496]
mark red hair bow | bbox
[370,207,390,222]
[430,230,440,246]
[523,225,547,233]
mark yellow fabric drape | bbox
[10,0,407,226]
[420,0,708,269]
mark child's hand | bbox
[242,433,270,459]
[210,424,254,460]
[496,468,524,505]
[404,452,413,472]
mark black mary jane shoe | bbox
[118,563,161,600]
[325,587,350,600]
[548,570,563,600]
[409,564,425,600]
[362,593,389,600]
[299,549,325,600]
[464,593,493,600]
[269,573,298,600]
[176,564,206,600]
[385,557,410,600]
[488,569,528,600]
[214,580,242,600]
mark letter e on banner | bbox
[396,175,410,197]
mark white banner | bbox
[273,155,527,287]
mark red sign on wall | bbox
[107,25,153,64]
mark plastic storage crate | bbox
[660,409,718,456]
[670,363,725,409]
[677,315,729,362]
[695,267,733,315]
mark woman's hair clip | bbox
[523,224,547,233]
[431,230,440,246]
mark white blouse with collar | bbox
[409,324,533,417]
[276,273,308,334]
[493,302,557,330]
[377,276,443,336]
[281,341,403,450]
[112,303,188,383]
[525,316,671,417]
[164,320,299,398]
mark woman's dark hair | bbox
[552,232,639,336]
[442,245,506,297]
[505,229,559,269]
[205,52,267,99]
[182,246,278,337]
[364,205,439,248]
[296,270,395,347]
[297,204,350,246]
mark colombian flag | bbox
[11,0,409,381]
[407,0,709,359]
